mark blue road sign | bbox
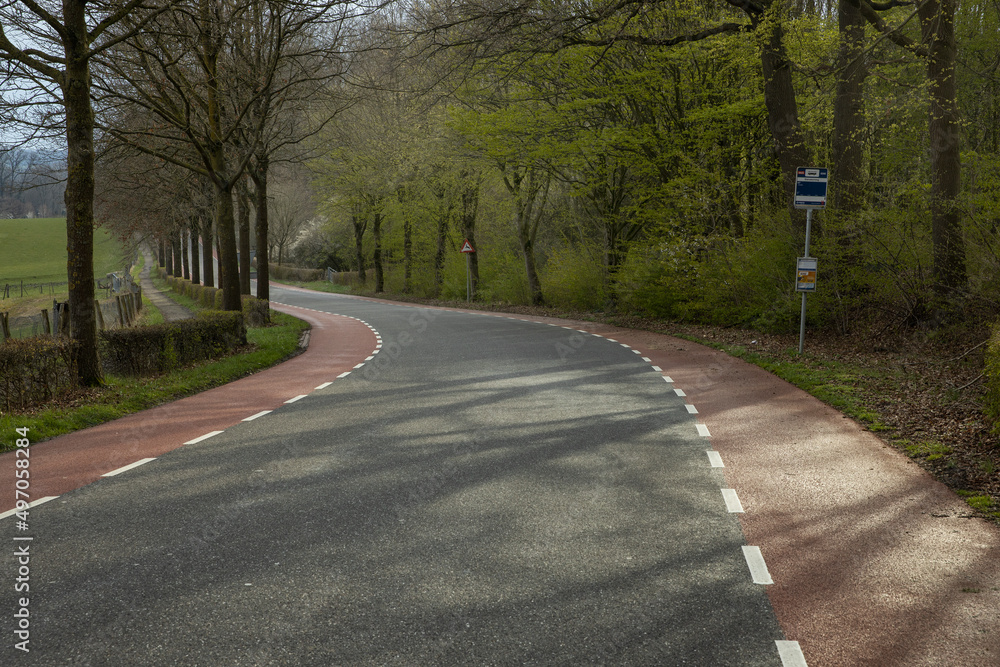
[794,167,828,209]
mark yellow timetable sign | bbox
[796,257,817,292]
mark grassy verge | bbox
[0,309,308,451]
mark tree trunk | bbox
[171,230,182,277]
[214,182,241,310]
[399,188,412,294]
[352,202,367,283]
[190,216,201,285]
[920,0,966,297]
[237,182,251,295]
[755,3,809,202]
[202,214,215,288]
[158,237,166,267]
[433,188,451,298]
[62,0,101,385]
[252,156,270,302]
[832,0,867,212]
[459,172,480,299]
[373,209,384,293]
[181,227,190,280]
[506,168,546,306]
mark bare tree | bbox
[0,0,177,385]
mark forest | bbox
[2,0,999,384]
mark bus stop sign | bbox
[794,167,828,209]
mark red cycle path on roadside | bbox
[0,304,376,512]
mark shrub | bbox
[200,286,218,308]
[100,311,246,376]
[0,337,79,411]
[243,297,270,327]
[269,263,323,282]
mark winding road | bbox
[2,284,998,665]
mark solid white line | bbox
[722,488,745,513]
[315,382,333,390]
[285,395,307,404]
[696,423,711,437]
[337,371,351,378]
[706,450,724,467]
[775,640,808,667]
[662,376,673,383]
[103,457,157,477]
[185,430,224,445]
[651,365,662,372]
[0,496,59,520]
[243,410,272,422]
[742,546,774,584]
[674,388,686,397]
[685,404,699,414]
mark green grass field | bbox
[0,218,126,284]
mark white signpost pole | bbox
[798,209,813,354]
[793,167,828,354]
[460,239,475,302]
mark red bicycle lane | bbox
[0,304,377,514]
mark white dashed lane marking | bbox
[776,640,809,667]
[696,424,711,437]
[102,458,157,477]
[721,489,745,513]
[742,546,774,585]
[243,410,272,422]
[285,395,307,404]
[685,404,698,414]
[0,496,58,520]
[706,450,724,468]
[184,431,224,445]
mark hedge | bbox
[269,263,323,282]
[100,311,247,376]
[0,337,78,411]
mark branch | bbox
[564,22,751,48]
[852,0,929,58]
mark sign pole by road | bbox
[793,167,827,354]
[460,239,475,301]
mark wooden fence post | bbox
[59,303,71,337]
[115,296,125,327]
[95,300,105,331]
[1,312,9,340]
[41,309,50,335]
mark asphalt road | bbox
[3,286,793,665]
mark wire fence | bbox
[1,278,116,300]
[1,274,141,341]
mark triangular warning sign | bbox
[460,239,475,253]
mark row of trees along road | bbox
[3,0,999,383]
[304,0,998,334]
[0,0,378,385]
